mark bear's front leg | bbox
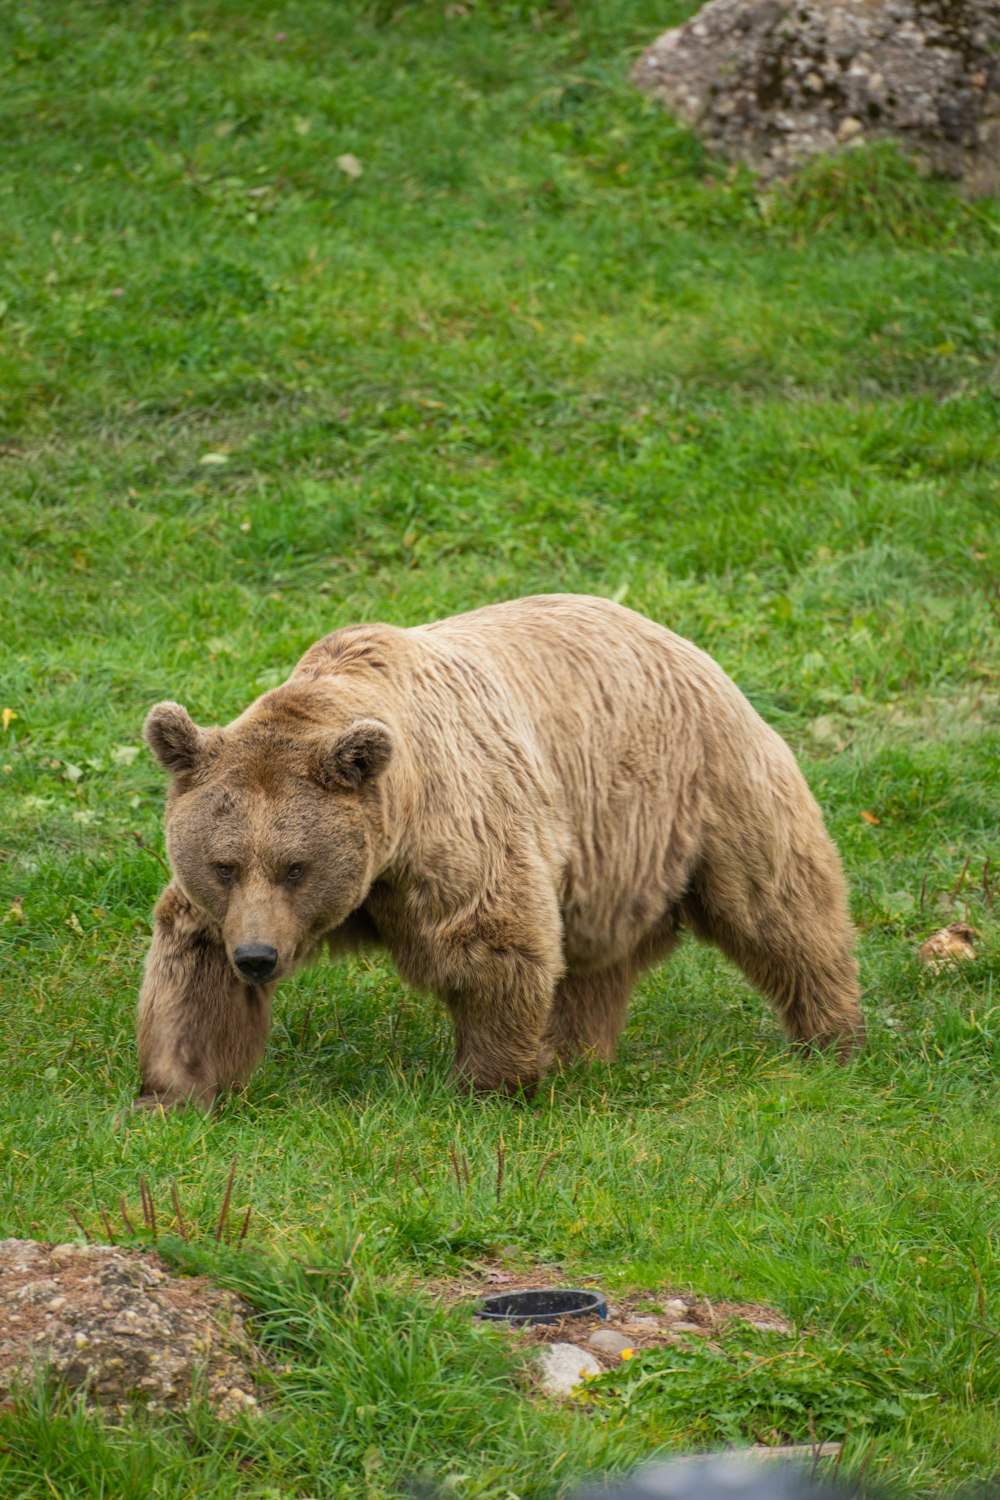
[448,988,554,1096]
[135,884,275,1111]
[435,902,564,1096]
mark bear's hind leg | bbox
[544,962,636,1067]
[135,884,275,1110]
[684,864,865,1059]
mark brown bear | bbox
[136,594,864,1109]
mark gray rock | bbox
[588,1327,635,1355]
[633,0,1000,196]
[744,1315,792,1333]
[537,1342,603,1394]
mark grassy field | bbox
[1,1,999,1495]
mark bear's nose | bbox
[233,943,278,983]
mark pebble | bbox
[664,1298,689,1316]
[587,1328,634,1356]
[537,1342,602,1394]
[627,1316,661,1331]
[672,1321,707,1335]
[837,115,864,140]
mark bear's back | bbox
[411,594,747,774]
[411,596,759,968]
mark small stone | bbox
[837,116,864,141]
[803,72,823,91]
[627,1316,661,1330]
[17,1280,59,1304]
[588,1328,635,1355]
[672,1321,707,1334]
[537,1342,602,1395]
[664,1298,689,1316]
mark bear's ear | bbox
[144,702,211,775]
[311,719,393,791]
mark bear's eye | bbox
[285,863,304,883]
[214,863,236,885]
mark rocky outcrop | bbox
[633,0,1000,196]
[0,1240,261,1418]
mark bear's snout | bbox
[233,943,279,984]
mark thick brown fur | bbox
[135,595,864,1108]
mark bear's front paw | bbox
[449,1060,541,1100]
[792,1024,867,1064]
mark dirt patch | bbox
[427,1259,792,1371]
[0,1239,262,1418]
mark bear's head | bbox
[144,691,395,984]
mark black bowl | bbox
[475,1287,607,1325]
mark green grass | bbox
[1,1,999,1495]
